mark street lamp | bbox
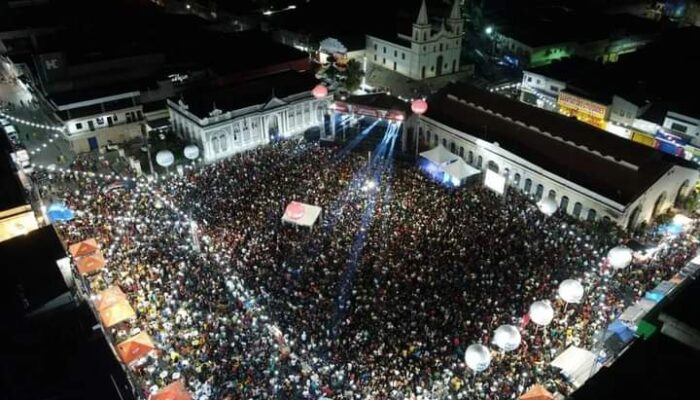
[485,26,496,55]
[485,26,493,36]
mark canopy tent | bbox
[68,238,98,257]
[149,380,193,400]
[442,158,481,185]
[75,251,106,275]
[281,201,322,229]
[117,331,156,365]
[46,202,75,223]
[519,384,554,400]
[550,346,596,388]
[94,285,128,311]
[99,299,136,328]
[619,298,656,327]
[419,144,459,165]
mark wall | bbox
[663,112,700,143]
[610,95,640,126]
[67,121,143,153]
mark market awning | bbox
[117,331,156,365]
[68,238,99,257]
[75,251,106,274]
[149,380,192,400]
[519,384,554,400]
[99,299,136,328]
[94,285,128,311]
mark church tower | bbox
[412,0,432,43]
[446,0,464,37]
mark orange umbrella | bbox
[519,384,554,400]
[94,285,128,311]
[68,238,99,257]
[150,380,192,400]
[99,299,136,328]
[75,251,106,274]
[117,331,156,365]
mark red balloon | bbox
[411,99,428,115]
[312,84,328,99]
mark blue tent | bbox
[46,202,75,223]
[605,319,635,343]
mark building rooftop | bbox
[344,93,411,114]
[525,57,604,84]
[425,83,686,206]
[178,70,319,119]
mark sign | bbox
[484,169,506,195]
[558,92,608,119]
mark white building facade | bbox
[411,91,699,230]
[365,0,463,80]
[168,92,331,163]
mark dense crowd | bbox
[45,138,697,399]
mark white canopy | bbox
[281,201,322,228]
[419,144,459,166]
[551,346,596,388]
[443,158,481,181]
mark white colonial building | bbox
[410,83,699,229]
[365,0,463,80]
[168,71,331,163]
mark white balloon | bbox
[464,344,491,372]
[558,279,584,304]
[537,196,558,216]
[607,246,633,269]
[492,325,521,352]
[156,150,175,167]
[529,300,554,326]
[184,145,200,160]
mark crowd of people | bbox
[45,138,698,399]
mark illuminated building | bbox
[411,83,699,229]
[168,71,331,163]
[557,91,610,130]
[365,0,463,80]
[0,134,39,243]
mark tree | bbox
[344,59,364,92]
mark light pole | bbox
[485,26,495,56]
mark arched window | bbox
[426,130,431,144]
[468,151,474,164]
[434,134,439,146]
[603,216,611,223]
[503,168,510,179]
[220,135,228,152]
[535,184,544,200]
[587,208,597,222]
[627,206,641,231]
[573,202,583,218]
[548,189,556,200]
[418,127,424,141]
[513,173,521,187]
[487,160,499,173]
[459,146,464,158]
[450,142,456,153]
[212,136,220,153]
[524,178,532,194]
[442,138,447,147]
[477,155,483,168]
[653,191,668,217]
[560,196,569,213]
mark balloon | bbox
[537,196,557,216]
[312,84,328,99]
[411,99,428,115]
[558,279,584,304]
[156,150,175,167]
[492,325,521,352]
[183,145,200,160]
[607,246,633,269]
[529,300,554,326]
[464,344,491,372]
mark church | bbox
[365,0,464,80]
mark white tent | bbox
[281,201,323,229]
[443,158,481,182]
[419,144,459,166]
[551,346,596,388]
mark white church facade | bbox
[167,72,331,163]
[365,0,464,80]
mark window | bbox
[394,50,397,57]
[442,138,447,147]
[75,122,83,130]
[220,135,228,152]
[477,155,483,168]
[573,202,583,218]
[459,146,464,158]
[374,44,377,51]
[527,77,532,82]
[383,58,386,65]
[402,53,406,60]
[524,178,532,194]
[450,142,456,153]
[587,209,597,222]
[671,122,688,133]
[113,114,118,122]
[536,79,541,84]
[393,62,397,71]
[439,43,443,52]
[535,184,544,200]
[513,173,521,187]
[374,55,377,61]
[550,86,558,92]
[383,46,386,54]
[468,151,474,164]
[548,189,556,200]
[560,196,569,213]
